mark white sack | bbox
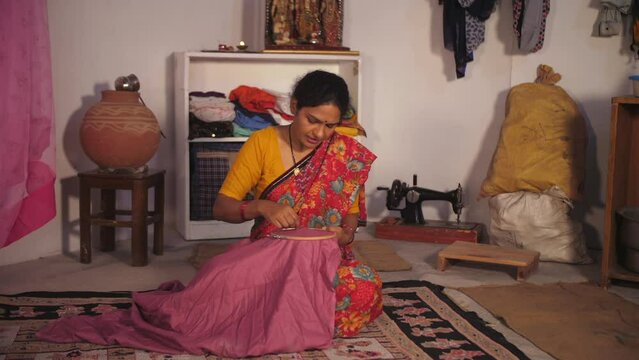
[488,187,592,264]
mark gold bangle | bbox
[341,224,357,246]
[342,234,355,246]
[341,224,357,233]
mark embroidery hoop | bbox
[268,228,335,241]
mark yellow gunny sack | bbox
[480,65,586,200]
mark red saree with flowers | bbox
[37,133,379,356]
[252,132,382,337]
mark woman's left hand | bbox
[325,226,354,246]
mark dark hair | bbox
[292,70,350,117]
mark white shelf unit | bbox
[174,51,361,240]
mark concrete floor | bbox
[2,225,638,305]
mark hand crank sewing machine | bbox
[375,175,481,244]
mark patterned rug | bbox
[0,280,529,359]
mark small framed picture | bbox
[265,0,349,51]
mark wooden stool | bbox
[79,169,165,266]
[437,241,540,280]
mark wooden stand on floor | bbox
[375,217,481,244]
[79,169,165,266]
[437,241,540,280]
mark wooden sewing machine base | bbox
[374,217,481,244]
[438,241,540,280]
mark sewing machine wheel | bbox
[387,180,406,209]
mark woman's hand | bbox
[213,196,298,228]
[326,213,359,246]
[325,225,355,246]
[256,200,299,228]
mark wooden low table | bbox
[437,241,540,280]
[79,169,165,266]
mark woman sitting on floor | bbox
[37,70,381,358]
[214,69,382,338]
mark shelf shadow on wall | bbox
[574,99,606,251]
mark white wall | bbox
[0,0,634,265]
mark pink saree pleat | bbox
[38,237,341,357]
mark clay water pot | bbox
[80,90,161,171]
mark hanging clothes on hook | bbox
[632,0,639,57]
[592,0,631,37]
[441,0,497,79]
[513,0,551,53]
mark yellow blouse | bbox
[219,126,359,214]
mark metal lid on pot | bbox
[115,74,140,92]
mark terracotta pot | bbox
[80,90,161,170]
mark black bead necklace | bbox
[288,125,300,176]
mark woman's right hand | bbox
[256,200,299,229]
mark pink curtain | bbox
[0,0,56,248]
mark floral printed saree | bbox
[37,133,380,357]
[252,132,382,337]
